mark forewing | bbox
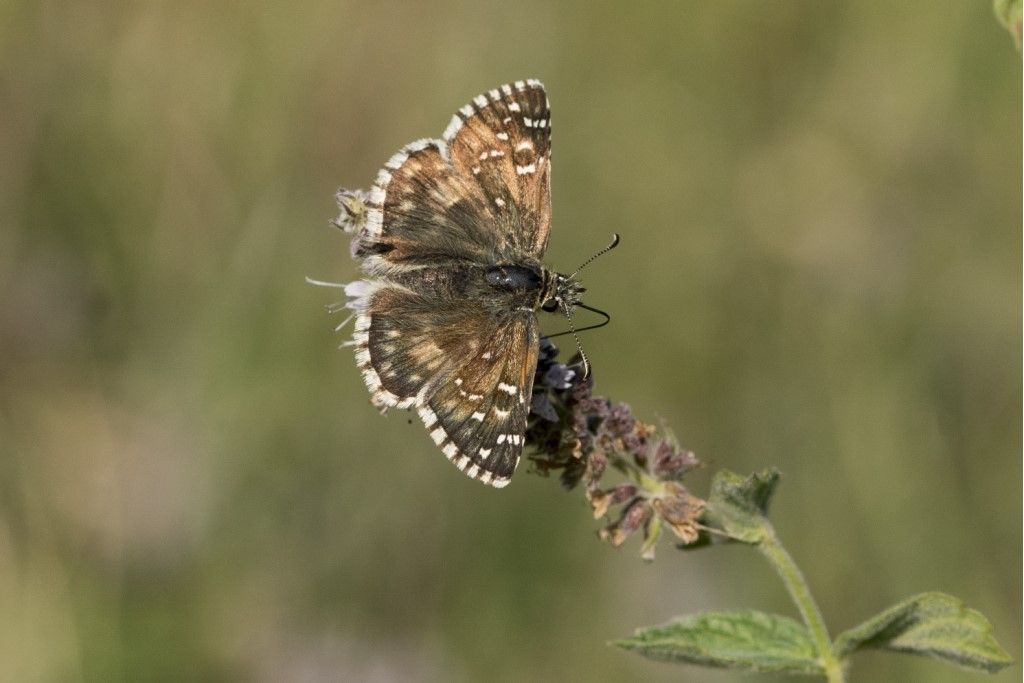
[443,79,552,258]
[356,80,553,273]
[357,139,496,273]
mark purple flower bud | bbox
[544,363,576,390]
[537,338,559,363]
[604,403,636,439]
[610,483,639,505]
[599,498,653,547]
[530,393,559,422]
[653,441,700,480]
[652,486,706,545]
[585,449,607,484]
[524,336,705,558]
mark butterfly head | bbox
[539,232,619,316]
[536,234,620,380]
[541,273,585,315]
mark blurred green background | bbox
[1,2,1019,681]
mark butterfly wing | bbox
[355,79,552,272]
[421,314,539,488]
[346,80,553,487]
[442,79,552,258]
[354,279,538,487]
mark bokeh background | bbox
[1,2,1019,681]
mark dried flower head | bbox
[332,188,372,259]
[526,339,705,560]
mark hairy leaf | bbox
[703,468,780,543]
[614,609,824,675]
[834,592,1012,673]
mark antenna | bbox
[548,235,620,378]
[568,233,620,279]
[560,301,592,380]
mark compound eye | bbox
[541,299,559,312]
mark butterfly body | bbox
[340,80,568,488]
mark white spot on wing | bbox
[516,163,537,175]
[497,383,517,395]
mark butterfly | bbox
[332,80,601,488]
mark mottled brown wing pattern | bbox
[354,282,539,488]
[443,80,552,258]
[353,281,479,410]
[420,315,539,487]
[343,80,554,488]
[357,139,495,273]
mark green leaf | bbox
[613,610,824,675]
[703,468,780,543]
[834,592,1013,673]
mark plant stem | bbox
[610,452,666,494]
[757,524,845,683]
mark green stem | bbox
[608,452,663,492]
[757,524,845,683]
